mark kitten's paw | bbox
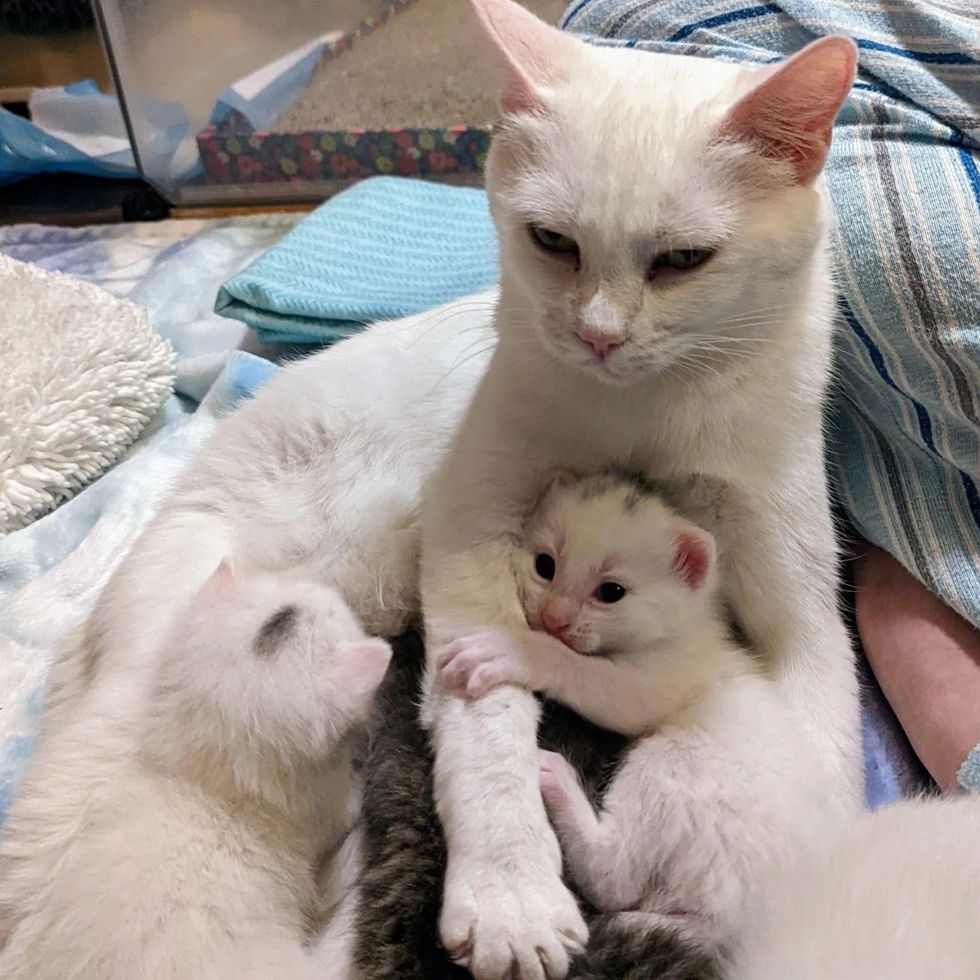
[435,630,530,699]
[538,750,580,813]
[441,860,587,980]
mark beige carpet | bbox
[276,0,568,131]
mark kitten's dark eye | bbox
[530,226,579,256]
[535,553,556,581]
[649,248,715,278]
[595,582,626,604]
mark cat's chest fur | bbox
[475,343,766,486]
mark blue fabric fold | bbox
[214,177,501,344]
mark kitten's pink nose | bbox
[540,598,576,636]
[575,326,624,362]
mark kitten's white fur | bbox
[439,475,844,952]
[420,2,859,976]
[0,292,494,972]
[729,796,980,979]
[0,566,390,980]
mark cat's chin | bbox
[556,351,661,388]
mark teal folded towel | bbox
[214,177,500,344]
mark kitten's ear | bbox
[203,558,241,603]
[721,36,857,184]
[533,466,580,510]
[671,527,715,591]
[469,0,578,114]
[335,639,393,702]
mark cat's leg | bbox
[438,630,675,736]
[424,541,588,980]
[537,751,647,913]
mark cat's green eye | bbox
[530,226,579,256]
[650,247,716,275]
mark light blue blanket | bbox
[215,177,500,344]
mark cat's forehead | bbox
[495,48,756,238]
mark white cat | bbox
[438,472,844,953]
[729,795,980,979]
[0,565,391,980]
[420,1,859,975]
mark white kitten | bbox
[421,1,858,975]
[439,473,843,952]
[0,565,390,980]
[729,796,980,979]
[0,293,494,969]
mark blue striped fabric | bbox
[562,0,980,792]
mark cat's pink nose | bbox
[540,599,575,636]
[575,327,623,362]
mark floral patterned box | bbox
[195,0,490,190]
[196,124,490,186]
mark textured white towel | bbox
[0,253,175,534]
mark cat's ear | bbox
[335,638,393,702]
[721,36,857,184]
[671,527,715,591]
[532,466,580,510]
[469,0,578,114]
[203,558,241,603]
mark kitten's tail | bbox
[569,913,721,980]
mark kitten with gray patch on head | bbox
[439,472,845,954]
[0,564,390,980]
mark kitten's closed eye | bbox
[647,248,715,282]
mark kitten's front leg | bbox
[538,751,645,913]
[436,627,555,698]
[438,632,674,737]
[424,542,587,980]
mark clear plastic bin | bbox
[93,0,560,206]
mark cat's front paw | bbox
[538,750,581,815]
[440,858,587,980]
[436,629,531,699]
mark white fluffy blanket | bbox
[0,253,175,534]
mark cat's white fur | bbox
[439,474,845,952]
[0,566,390,980]
[729,796,980,979]
[420,2,859,977]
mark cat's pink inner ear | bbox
[469,0,576,114]
[206,559,240,603]
[337,639,393,698]
[722,35,857,184]
[671,529,715,591]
